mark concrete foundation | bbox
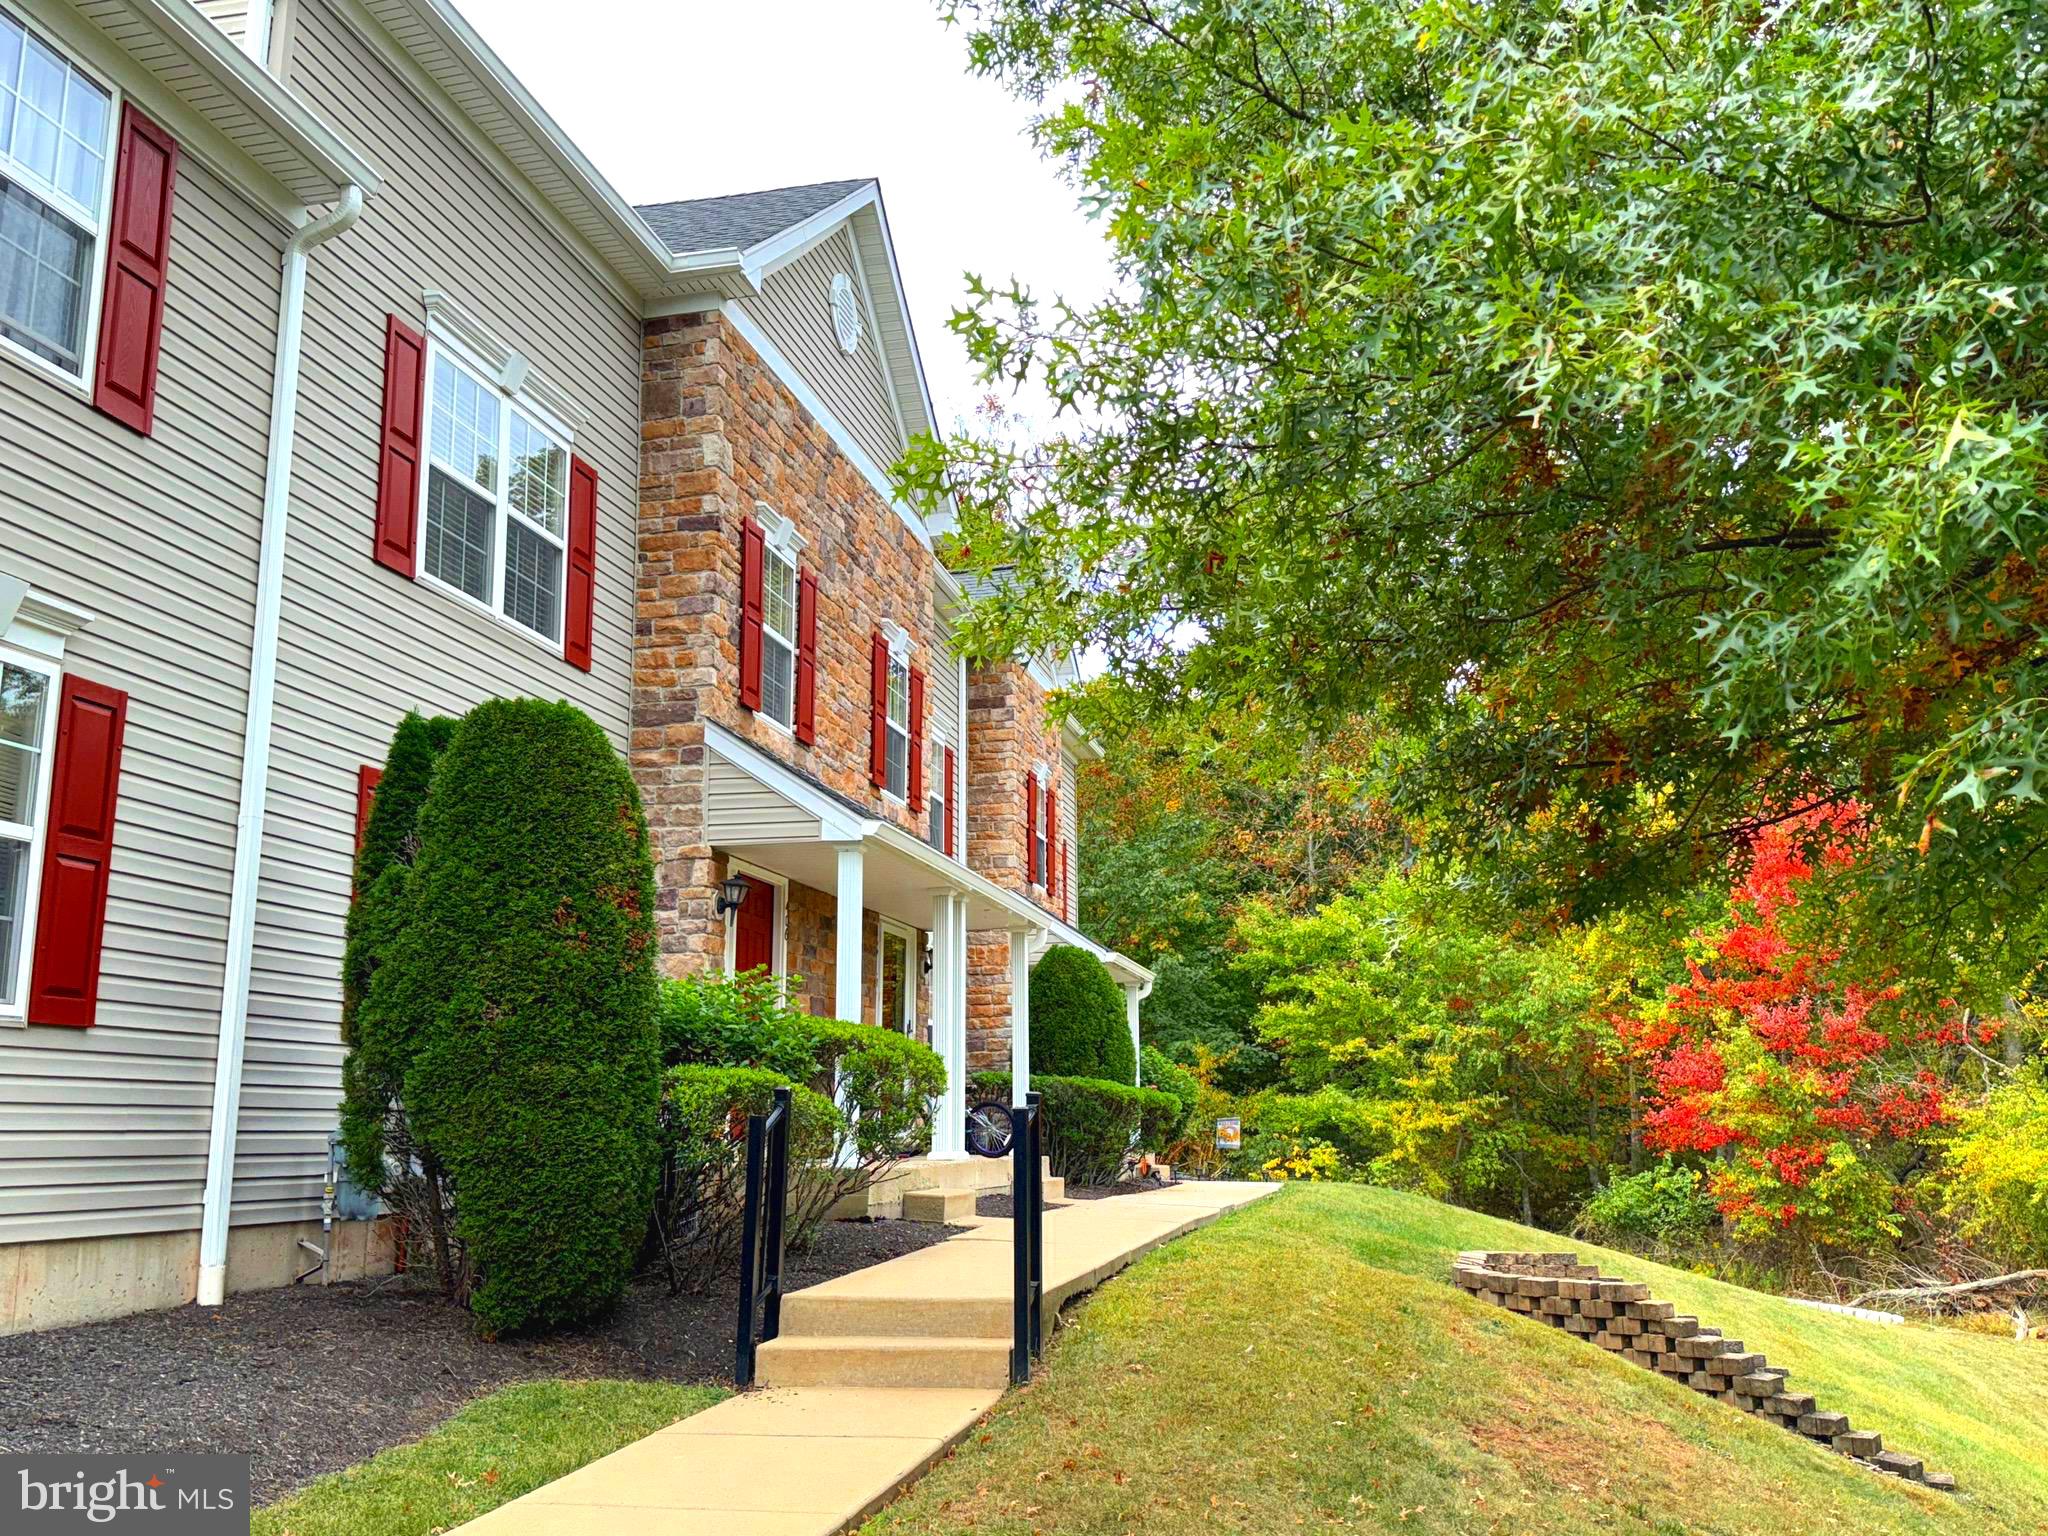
[0,1216,397,1336]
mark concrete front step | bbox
[754,1333,1012,1390]
[780,1290,1012,1340]
[902,1187,978,1223]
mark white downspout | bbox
[198,187,365,1307]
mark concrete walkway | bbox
[454,1180,1276,1535]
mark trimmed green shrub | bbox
[1029,944,1135,1083]
[658,968,815,1077]
[378,698,661,1334]
[972,1070,1145,1185]
[808,1019,946,1159]
[1139,1045,1200,1146]
[1134,1085,1185,1152]
[659,1065,840,1290]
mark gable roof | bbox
[637,179,873,255]
[634,178,937,450]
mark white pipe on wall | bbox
[197,186,365,1307]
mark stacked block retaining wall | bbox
[1452,1250,1956,1492]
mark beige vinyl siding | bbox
[705,756,823,845]
[0,158,281,1245]
[195,0,251,42]
[224,0,644,1226]
[738,227,904,474]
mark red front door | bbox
[733,876,775,975]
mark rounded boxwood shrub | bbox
[1029,945,1136,1083]
[658,969,816,1077]
[379,698,661,1334]
[807,1019,947,1159]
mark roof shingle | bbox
[634,178,874,255]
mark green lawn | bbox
[866,1184,2048,1536]
[254,1379,723,1536]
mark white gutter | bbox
[198,186,366,1307]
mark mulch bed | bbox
[976,1176,1178,1218]
[0,1217,951,1504]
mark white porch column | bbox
[1009,927,1034,1106]
[929,890,967,1159]
[833,843,864,1022]
[1123,980,1149,1084]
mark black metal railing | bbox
[733,1085,792,1387]
[1011,1090,1044,1384]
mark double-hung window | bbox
[0,649,55,1015]
[420,344,572,645]
[883,653,910,800]
[759,544,797,729]
[0,8,113,382]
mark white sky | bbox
[462,0,1115,435]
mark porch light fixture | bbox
[922,943,935,978]
[715,875,750,917]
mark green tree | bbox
[376,699,661,1334]
[1030,943,1137,1082]
[912,0,2048,980]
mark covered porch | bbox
[702,721,1054,1160]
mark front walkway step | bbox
[780,1290,1010,1339]
[755,1333,1012,1390]
[1043,1174,1065,1201]
[902,1187,977,1222]
[451,1387,998,1536]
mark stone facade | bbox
[962,659,1071,1067]
[636,308,949,995]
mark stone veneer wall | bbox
[636,309,945,978]
[963,661,1065,1066]
[1452,1250,1956,1491]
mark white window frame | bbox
[874,916,918,1038]
[1032,759,1050,890]
[758,545,798,735]
[882,653,911,803]
[719,856,787,988]
[414,332,575,652]
[0,5,120,394]
[0,638,60,1026]
[926,731,949,854]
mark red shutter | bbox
[92,106,179,435]
[373,315,427,576]
[794,567,818,744]
[26,677,128,1028]
[738,516,765,710]
[908,667,926,806]
[1024,770,1039,885]
[564,456,598,670]
[868,631,889,787]
[355,766,382,852]
[943,746,957,857]
[1045,781,1059,898]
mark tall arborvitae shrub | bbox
[1030,944,1137,1083]
[338,712,455,1199]
[381,698,661,1334]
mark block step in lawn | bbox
[779,1291,1012,1340]
[753,1334,1012,1390]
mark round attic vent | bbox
[829,272,862,354]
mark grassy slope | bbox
[868,1185,2048,1536]
[254,1380,723,1536]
